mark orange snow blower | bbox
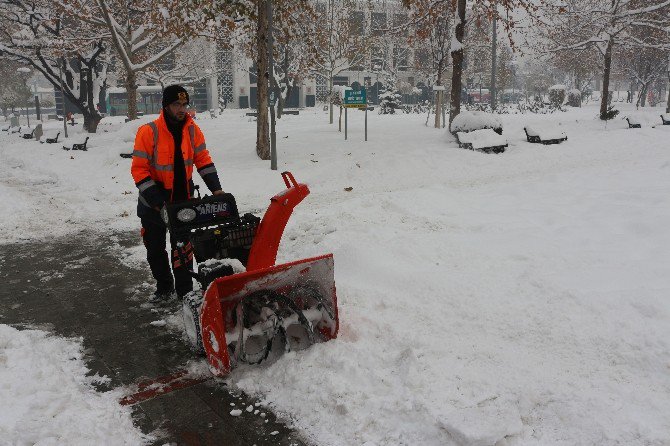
[163,172,338,376]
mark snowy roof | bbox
[549,84,567,91]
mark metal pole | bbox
[344,107,347,140]
[268,0,277,170]
[59,60,68,139]
[365,107,367,141]
[491,16,497,110]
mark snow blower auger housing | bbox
[163,171,338,377]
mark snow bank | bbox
[450,111,502,133]
[0,325,150,445]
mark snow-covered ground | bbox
[1,103,669,445]
[0,325,149,445]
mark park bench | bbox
[41,131,61,144]
[524,125,568,145]
[625,117,641,128]
[283,110,300,115]
[22,127,36,139]
[10,126,22,134]
[661,114,670,125]
[456,129,508,154]
[1,123,10,132]
[62,136,89,151]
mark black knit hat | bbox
[162,85,189,108]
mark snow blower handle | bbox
[281,171,298,189]
[245,171,310,271]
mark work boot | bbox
[150,288,177,304]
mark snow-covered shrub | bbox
[602,105,619,120]
[378,84,402,115]
[450,111,503,134]
[549,85,566,107]
[567,89,581,107]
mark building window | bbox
[216,47,234,105]
[393,47,409,71]
[351,11,365,36]
[371,12,386,36]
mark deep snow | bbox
[1,103,669,445]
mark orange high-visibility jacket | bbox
[131,111,221,215]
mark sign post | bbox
[343,88,368,141]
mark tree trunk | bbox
[329,73,334,124]
[448,0,467,129]
[666,74,670,113]
[82,65,101,133]
[126,70,138,121]
[638,84,648,107]
[256,0,270,160]
[599,38,614,120]
[434,66,443,129]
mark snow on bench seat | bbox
[457,129,508,153]
[625,116,642,128]
[661,114,670,125]
[524,125,567,144]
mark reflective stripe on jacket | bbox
[131,111,221,212]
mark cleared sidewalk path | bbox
[0,233,307,446]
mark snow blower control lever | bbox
[162,171,339,376]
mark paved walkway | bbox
[0,233,307,446]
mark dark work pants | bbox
[141,218,193,297]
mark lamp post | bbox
[16,67,31,126]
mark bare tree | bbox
[308,0,369,124]
[403,0,537,128]
[544,0,670,119]
[0,0,107,131]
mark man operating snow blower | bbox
[131,85,224,303]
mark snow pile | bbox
[450,111,502,133]
[548,84,567,91]
[0,325,150,445]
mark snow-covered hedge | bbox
[549,85,566,107]
[567,89,581,107]
[450,111,503,134]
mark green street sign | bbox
[343,89,367,108]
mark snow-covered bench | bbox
[661,114,670,126]
[625,117,641,128]
[1,123,10,132]
[22,127,36,139]
[40,131,61,144]
[9,126,22,134]
[456,129,508,154]
[524,125,567,145]
[62,136,89,151]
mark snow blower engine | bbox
[162,171,338,376]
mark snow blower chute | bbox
[163,171,338,376]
